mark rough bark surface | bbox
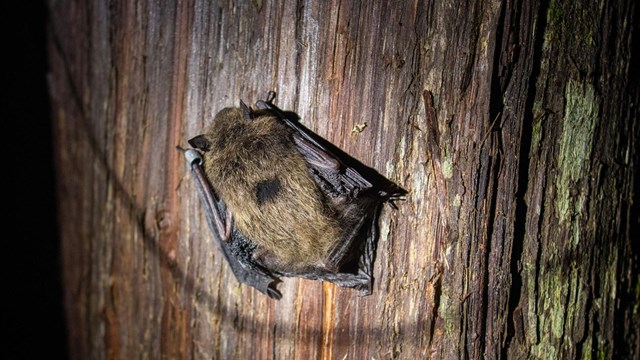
[47,0,638,359]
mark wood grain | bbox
[47,0,639,359]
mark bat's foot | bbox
[323,272,373,295]
[358,287,372,297]
[265,285,282,300]
[356,276,373,297]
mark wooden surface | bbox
[47,0,639,359]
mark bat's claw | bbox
[380,190,406,209]
[356,274,373,296]
[266,287,282,300]
[357,282,373,297]
[264,281,282,300]
[265,90,277,103]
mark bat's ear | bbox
[239,100,254,120]
[188,135,211,152]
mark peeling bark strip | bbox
[48,0,638,359]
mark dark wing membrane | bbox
[255,99,373,197]
[183,149,282,299]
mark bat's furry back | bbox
[193,107,361,270]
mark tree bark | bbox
[47,0,638,359]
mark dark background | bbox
[4,2,68,358]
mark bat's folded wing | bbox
[184,149,282,299]
[255,96,373,198]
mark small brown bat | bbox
[182,92,404,299]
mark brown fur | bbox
[199,107,342,267]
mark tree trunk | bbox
[47,0,639,359]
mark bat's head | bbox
[188,103,247,152]
[189,100,280,156]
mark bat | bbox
[181,91,404,299]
